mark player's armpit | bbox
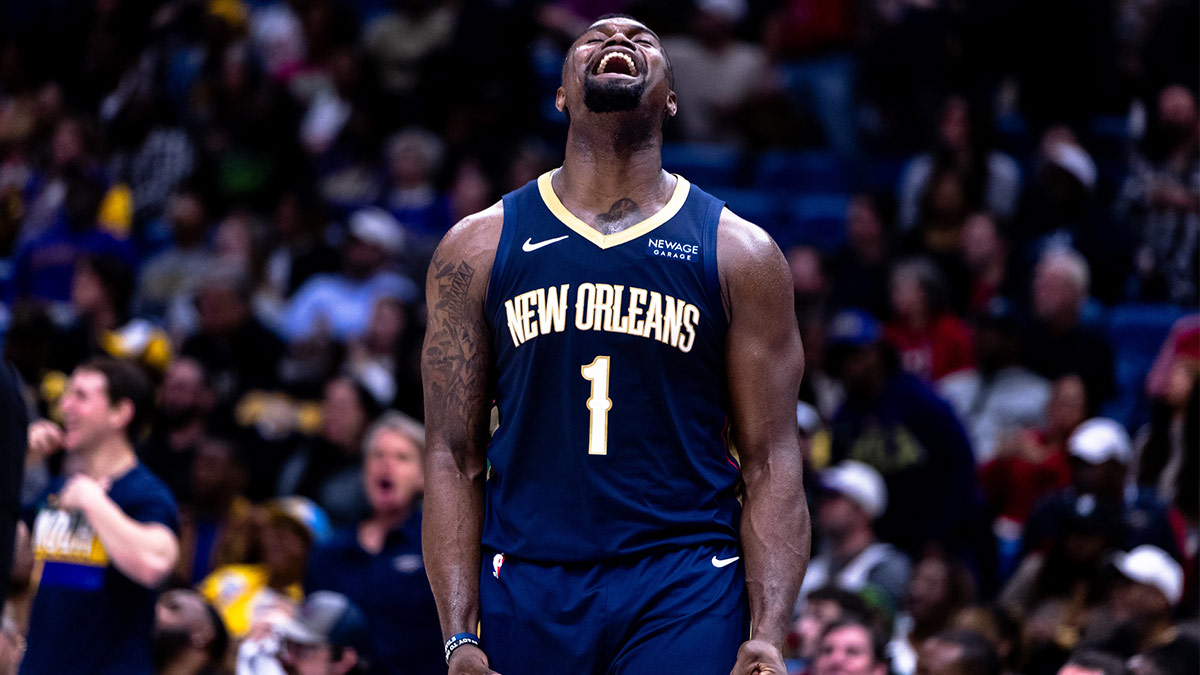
[717,208,811,651]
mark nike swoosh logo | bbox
[711,555,740,568]
[522,235,569,252]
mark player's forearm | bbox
[739,450,810,649]
[83,495,178,587]
[423,440,488,639]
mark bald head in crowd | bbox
[1033,248,1090,327]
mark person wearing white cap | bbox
[1022,418,1184,567]
[281,207,419,343]
[1024,248,1116,405]
[1077,545,1185,658]
[795,461,911,613]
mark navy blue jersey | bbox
[21,463,178,675]
[482,171,739,563]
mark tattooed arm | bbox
[422,203,504,675]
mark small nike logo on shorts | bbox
[711,555,740,568]
[522,235,569,252]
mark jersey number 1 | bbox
[581,356,612,455]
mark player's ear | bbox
[665,90,677,118]
[555,87,567,113]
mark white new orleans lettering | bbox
[507,283,700,353]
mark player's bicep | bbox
[421,208,502,462]
[720,214,804,463]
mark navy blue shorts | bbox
[479,545,749,674]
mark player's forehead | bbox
[579,17,658,42]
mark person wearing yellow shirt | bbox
[198,496,330,637]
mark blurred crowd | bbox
[0,0,1196,673]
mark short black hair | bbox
[930,629,1001,675]
[821,617,889,666]
[77,356,153,440]
[807,586,874,623]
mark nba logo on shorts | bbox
[492,553,506,579]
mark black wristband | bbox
[444,633,482,664]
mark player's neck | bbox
[78,436,136,481]
[556,137,673,233]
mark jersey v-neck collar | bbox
[537,169,691,250]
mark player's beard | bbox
[583,76,645,113]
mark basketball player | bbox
[422,15,809,675]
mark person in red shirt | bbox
[884,258,974,382]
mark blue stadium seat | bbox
[754,150,853,195]
[1101,304,1191,428]
[711,188,780,231]
[860,154,908,194]
[661,143,744,189]
[781,193,850,251]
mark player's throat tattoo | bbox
[594,198,642,235]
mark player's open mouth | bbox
[594,52,638,77]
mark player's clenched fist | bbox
[27,419,64,461]
[730,640,787,675]
[448,645,501,675]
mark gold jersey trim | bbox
[536,170,691,250]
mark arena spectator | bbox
[788,245,831,326]
[55,253,173,377]
[1133,356,1198,522]
[938,300,1051,463]
[1023,418,1183,563]
[916,628,1002,675]
[884,258,975,382]
[1023,249,1116,405]
[960,212,1021,316]
[343,296,422,418]
[978,374,1085,530]
[139,357,215,503]
[890,551,976,675]
[660,0,771,144]
[172,435,255,587]
[826,309,980,557]
[812,617,890,675]
[951,605,1023,675]
[153,588,229,675]
[199,496,330,638]
[798,461,911,613]
[135,184,211,320]
[8,167,134,309]
[379,128,452,273]
[282,207,418,343]
[791,587,878,674]
[278,591,370,675]
[897,96,1021,233]
[1081,545,1184,659]
[1116,84,1199,306]
[306,412,443,674]
[1016,129,1100,255]
[180,263,286,408]
[19,357,179,674]
[998,492,1122,669]
[276,375,382,526]
[828,194,892,318]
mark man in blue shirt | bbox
[19,357,179,674]
[306,412,443,674]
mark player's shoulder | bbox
[427,200,505,289]
[716,206,785,273]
